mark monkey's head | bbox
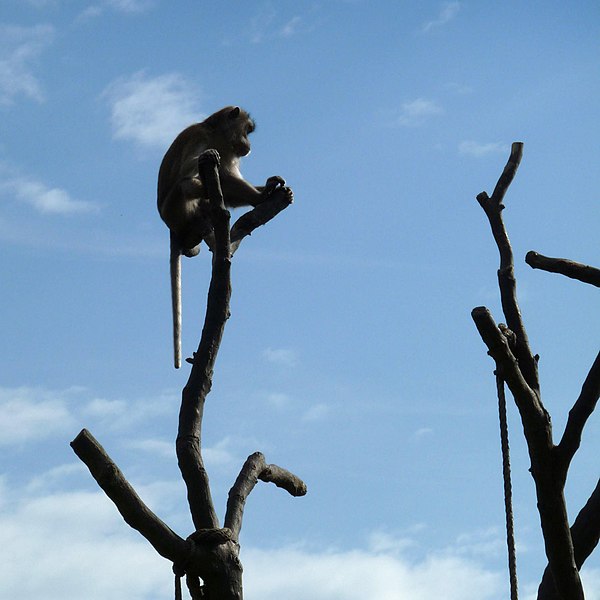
[205,106,256,158]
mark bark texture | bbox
[472,143,600,600]
[72,150,302,599]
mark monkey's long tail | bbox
[170,232,182,369]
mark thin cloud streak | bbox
[0,24,54,106]
[421,2,461,33]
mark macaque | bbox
[157,106,293,368]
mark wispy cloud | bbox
[279,16,303,38]
[103,71,203,149]
[78,0,155,20]
[421,2,461,33]
[0,24,54,106]
[2,176,99,215]
[396,98,444,127]
[459,141,509,157]
[245,7,311,44]
[302,403,330,422]
[262,347,298,367]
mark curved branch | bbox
[476,142,539,394]
[224,452,307,541]
[557,351,600,465]
[525,252,600,288]
[230,189,293,254]
[71,429,188,564]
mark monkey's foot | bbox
[264,175,286,196]
[198,148,221,169]
[183,245,201,258]
[272,185,294,204]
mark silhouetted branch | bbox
[476,142,539,394]
[525,252,600,288]
[70,429,189,564]
[224,452,307,541]
[473,144,586,600]
[538,479,600,600]
[230,189,293,254]
[176,154,230,531]
[471,307,547,436]
[557,351,600,466]
[73,150,301,600]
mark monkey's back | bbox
[157,123,209,205]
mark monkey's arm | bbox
[221,174,286,207]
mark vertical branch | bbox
[476,142,539,394]
[176,152,231,531]
[473,144,586,600]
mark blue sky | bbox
[1,1,599,598]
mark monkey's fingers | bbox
[264,175,286,195]
[198,148,221,169]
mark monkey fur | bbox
[157,106,292,368]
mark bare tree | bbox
[71,154,306,599]
[472,143,600,600]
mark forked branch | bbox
[72,154,301,600]
[473,143,588,600]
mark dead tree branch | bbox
[230,191,294,254]
[72,150,302,600]
[526,252,600,288]
[473,143,589,600]
[225,452,307,541]
[538,478,600,600]
[70,429,190,564]
[475,142,539,394]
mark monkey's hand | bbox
[269,185,294,205]
[263,175,286,197]
[198,148,221,169]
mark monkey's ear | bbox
[229,107,241,119]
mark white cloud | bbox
[396,98,444,127]
[103,71,203,149]
[459,141,509,157]
[127,438,175,459]
[0,387,77,446]
[264,392,292,409]
[203,436,238,468]
[78,0,155,20]
[413,427,434,441]
[0,477,506,600]
[262,347,298,367]
[243,543,502,599]
[280,16,303,37]
[0,489,171,599]
[2,176,99,215]
[302,403,330,422]
[83,397,128,418]
[421,2,461,33]
[1,468,599,599]
[105,0,155,12]
[0,24,54,106]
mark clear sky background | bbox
[1,1,599,599]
